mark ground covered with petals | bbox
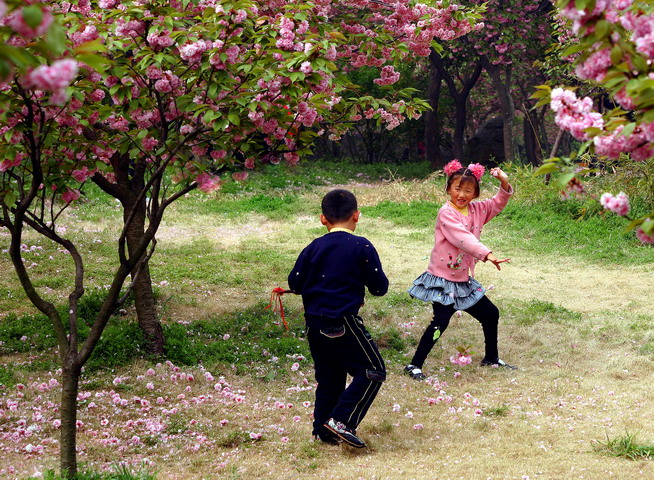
[1,164,653,479]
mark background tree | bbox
[536,0,654,243]
[425,0,554,166]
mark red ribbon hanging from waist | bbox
[265,287,291,330]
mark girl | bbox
[404,160,515,380]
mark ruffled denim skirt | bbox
[407,272,485,311]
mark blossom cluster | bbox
[550,88,604,142]
[24,59,79,106]
[450,352,473,366]
[600,191,630,216]
[553,1,654,161]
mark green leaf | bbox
[621,122,636,138]
[3,191,17,208]
[533,162,561,176]
[45,20,67,57]
[562,42,588,58]
[0,59,10,80]
[227,112,240,126]
[430,39,443,55]
[610,45,623,65]
[555,173,575,189]
[74,39,107,55]
[641,219,654,235]
[77,54,109,73]
[595,19,609,39]
[624,217,644,233]
[202,110,218,124]
[432,329,441,342]
[22,5,43,30]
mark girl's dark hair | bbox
[322,189,358,223]
[445,168,480,198]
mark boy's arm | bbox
[363,244,389,296]
[288,248,308,293]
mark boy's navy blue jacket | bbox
[288,230,388,326]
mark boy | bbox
[288,189,388,448]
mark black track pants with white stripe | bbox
[307,315,386,435]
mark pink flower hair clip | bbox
[467,163,485,181]
[443,159,463,176]
[443,159,485,181]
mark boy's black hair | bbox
[322,189,358,223]
[445,168,480,198]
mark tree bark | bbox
[482,58,515,163]
[60,357,81,478]
[94,155,165,356]
[425,60,444,170]
[123,194,165,356]
[430,48,483,162]
[523,112,543,166]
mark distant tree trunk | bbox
[425,60,444,170]
[430,48,483,161]
[482,58,515,163]
[523,112,543,166]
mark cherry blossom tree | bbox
[535,0,654,243]
[424,0,554,167]
[0,0,480,476]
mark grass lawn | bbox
[1,161,654,479]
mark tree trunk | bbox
[523,113,543,166]
[60,357,81,478]
[96,153,166,357]
[430,49,483,164]
[453,96,467,160]
[425,61,444,170]
[482,59,515,163]
[123,196,165,356]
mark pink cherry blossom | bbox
[62,188,81,204]
[636,223,654,244]
[600,192,630,216]
[195,172,221,193]
[7,6,53,39]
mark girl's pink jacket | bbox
[426,185,513,283]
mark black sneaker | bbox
[480,358,517,370]
[324,418,366,448]
[404,364,426,380]
[313,431,341,445]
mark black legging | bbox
[411,295,499,368]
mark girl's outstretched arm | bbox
[485,252,510,270]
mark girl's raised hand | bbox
[489,167,508,182]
